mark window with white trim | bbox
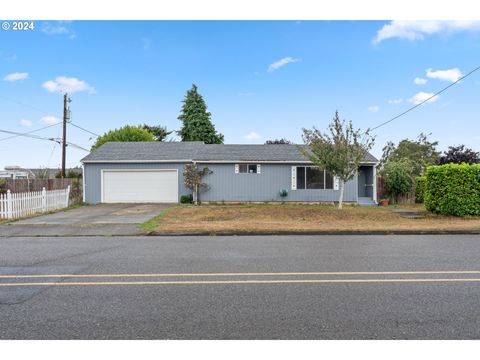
[236,164,260,174]
[295,166,334,189]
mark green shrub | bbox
[425,163,480,216]
[415,176,426,203]
[381,161,414,203]
[0,179,6,194]
[180,194,193,204]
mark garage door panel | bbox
[103,170,178,203]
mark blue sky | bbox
[1,20,480,170]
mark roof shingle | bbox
[81,142,378,163]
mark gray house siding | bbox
[83,162,189,204]
[84,162,358,204]
[197,163,357,203]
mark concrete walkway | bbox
[0,203,173,237]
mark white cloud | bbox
[42,76,96,94]
[268,57,299,72]
[426,68,463,82]
[40,116,61,125]
[414,77,428,85]
[19,119,32,127]
[243,132,261,141]
[4,72,28,82]
[388,98,403,104]
[367,105,379,113]
[42,21,76,39]
[408,92,440,105]
[374,20,480,43]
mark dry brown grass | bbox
[143,203,480,234]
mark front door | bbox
[358,166,374,199]
[358,167,366,197]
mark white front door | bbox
[102,170,178,203]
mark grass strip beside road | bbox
[141,203,480,235]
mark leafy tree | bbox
[141,124,172,142]
[183,163,212,205]
[381,161,414,204]
[91,125,155,151]
[265,138,292,144]
[178,84,224,144]
[302,111,375,209]
[436,145,480,165]
[379,133,440,177]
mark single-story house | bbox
[81,141,378,205]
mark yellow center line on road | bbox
[1,270,480,279]
[2,278,480,287]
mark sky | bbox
[1,20,480,170]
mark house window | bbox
[239,164,248,173]
[296,166,305,189]
[237,164,260,174]
[296,166,334,190]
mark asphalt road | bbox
[1,234,480,339]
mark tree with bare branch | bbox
[302,111,375,209]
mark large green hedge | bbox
[415,176,426,203]
[425,163,480,216]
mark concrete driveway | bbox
[0,203,173,237]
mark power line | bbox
[0,127,89,151]
[69,121,100,137]
[0,123,61,142]
[0,128,59,143]
[369,64,480,132]
[66,141,89,152]
[0,93,98,140]
[0,94,61,118]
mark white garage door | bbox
[102,170,178,203]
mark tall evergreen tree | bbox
[177,84,224,144]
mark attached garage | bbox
[102,169,178,203]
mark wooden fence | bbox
[1,178,74,193]
[0,187,70,219]
[376,176,415,204]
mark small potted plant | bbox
[379,198,389,206]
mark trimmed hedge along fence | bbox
[425,163,480,216]
[415,176,426,203]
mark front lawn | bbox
[142,203,480,234]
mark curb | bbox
[146,230,480,236]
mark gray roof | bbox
[81,142,378,163]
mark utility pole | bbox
[61,93,71,178]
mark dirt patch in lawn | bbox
[142,203,480,234]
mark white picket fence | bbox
[0,186,70,220]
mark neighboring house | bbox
[81,142,378,205]
[0,166,35,179]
